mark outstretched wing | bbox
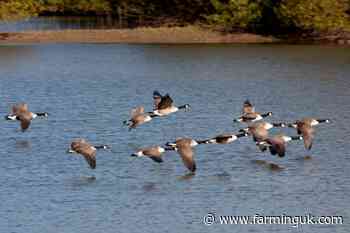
[12,103,28,115]
[131,106,144,118]
[176,139,196,172]
[157,94,173,110]
[267,138,286,157]
[143,147,164,163]
[153,90,162,110]
[299,124,315,150]
[242,113,259,121]
[18,112,32,131]
[242,100,255,114]
[251,126,269,142]
[71,140,97,169]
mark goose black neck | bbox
[178,104,190,110]
[164,147,176,151]
[261,112,272,118]
[291,136,302,141]
[196,140,210,144]
[94,145,109,150]
[236,132,248,138]
[147,112,160,118]
[272,123,285,127]
[317,119,330,123]
[36,112,48,117]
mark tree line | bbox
[0,0,349,34]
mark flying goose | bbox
[123,106,157,130]
[239,121,275,143]
[151,91,190,117]
[131,145,174,163]
[5,103,48,120]
[67,139,109,169]
[288,118,330,150]
[234,100,272,123]
[234,112,273,123]
[239,121,287,142]
[240,121,286,151]
[5,103,48,131]
[257,134,303,157]
[166,138,206,173]
[200,132,248,144]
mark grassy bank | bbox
[0,26,279,44]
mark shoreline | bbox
[0,26,349,45]
[0,26,279,44]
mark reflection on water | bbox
[67,176,97,187]
[15,140,31,150]
[0,16,122,32]
[251,160,285,171]
[142,182,157,192]
[177,172,196,181]
[0,44,349,233]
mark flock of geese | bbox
[5,91,330,173]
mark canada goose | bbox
[239,122,274,143]
[289,118,330,128]
[123,106,157,130]
[5,103,48,131]
[288,118,330,150]
[234,112,273,123]
[234,100,272,123]
[131,145,173,163]
[5,103,48,120]
[151,91,190,117]
[67,139,109,169]
[200,132,248,144]
[166,138,205,173]
[239,121,286,140]
[257,134,303,157]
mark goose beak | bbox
[5,115,17,120]
[239,128,249,133]
[234,117,244,122]
[165,142,177,150]
[67,149,75,153]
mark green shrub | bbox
[277,0,350,31]
[207,0,263,31]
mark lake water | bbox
[0,17,123,32]
[0,44,349,233]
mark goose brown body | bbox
[70,139,97,169]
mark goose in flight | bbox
[257,134,303,157]
[166,138,206,173]
[200,132,248,144]
[131,145,174,163]
[67,139,109,169]
[5,103,48,131]
[123,106,157,130]
[234,100,272,123]
[288,117,330,150]
[151,91,190,117]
